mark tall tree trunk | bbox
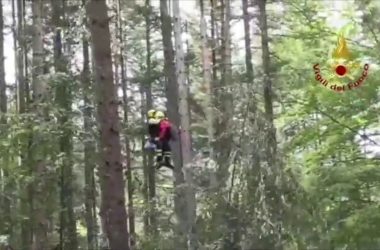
[139,86,149,235]
[117,0,136,246]
[81,15,98,250]
[11,0,17,110]
[210,0,218,82]
[120,42,135,250]
[257,0,282,248]
[216,0,233,185]
[23,0,30,106]
[172,1,198,249]
[9,2,17,248]
[159,0,187,248]
[144,0,157,238]
[241,2,261,245]
[86,1,130,249]
[258,0,275,139]
[221,2,240,247]
[139,88,149,235]
[0,0,6,172]
[160,0,199,248]
[140,1,150,233]
[210,0,220,162]
[17,1,32,249]
[199,0,214,157]
[211,0,239,249]
[16,0,25,114]
[25,2,33,247]
[0,0,11,246]
[0,0,6,135]
[184,22,191,87]
[51,0,78,249]
[90,33,109,250]
[242,0,260,189]
[31,0,49,249]
[243,0,261,162]
[242,0,253,81]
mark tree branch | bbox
[315,107,379,146]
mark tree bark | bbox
[242,0,253,80]
[217,0,233,184]
[159,0,188,248]
[16,0,25,113]
[141,0,149,236]
[23,0,30,106]
[241,2,261,244]
[0,0,6,120]
[11,0,17,109]
[31,0,49,249]
[24,2,33,247]
[86,0,130,249]
[257,0,283,248]
[16,1,32,249]
[82,29,98,250]
[173,0,198,249]
[258,0,274,133]
[51,0,78,249]
[199,0,214,157]
[242,0,260,187]
[211,0,239,248]
[161,0,199,248]
[117,0,136,246]
[143,0,158,238]
[210,0,218,82]
[120,47,135,249]
[139,85,150,235]
[0,0,12,246]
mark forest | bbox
[0,0,379,249]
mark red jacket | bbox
[159,119,172,141]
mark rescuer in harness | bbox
[144,109,160,151]
[145,109,174,170]
[155,111,174,170]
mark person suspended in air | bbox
[155,110,174,170]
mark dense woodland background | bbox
[0,0,379,249]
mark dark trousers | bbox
[155,140,173,168]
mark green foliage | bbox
[276,1,380,248]
[3,0,380,249]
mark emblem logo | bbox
[313,34,369,92]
